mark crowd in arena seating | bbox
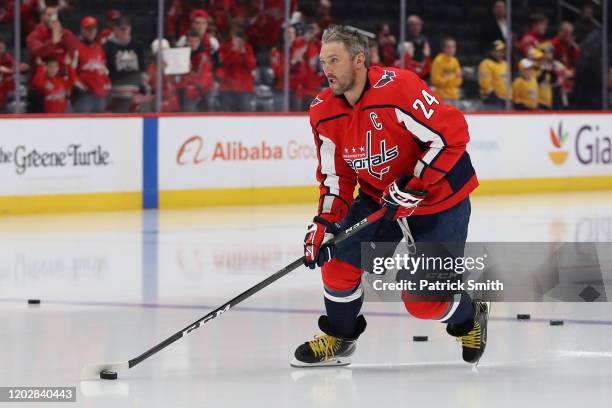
[0,0,607,113]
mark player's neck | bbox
[343,69,368,106]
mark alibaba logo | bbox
[177,135,206,165]
[548,122,569,165]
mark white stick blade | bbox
[80,361,129,380]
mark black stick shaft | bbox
[128,208,386,369]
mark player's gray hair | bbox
[322,25,370,67]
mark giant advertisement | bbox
[158,113,612,193]
[0,117,142,196]
[158,116,317,190]
[467,113,612,179]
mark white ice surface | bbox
[1,192,611,407]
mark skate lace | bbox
[460,322,481,349]
[308,334,342,359]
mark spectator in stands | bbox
[317,0,333,31]
[431,37,462,102]
[535,41,567,110]
[369,41,383,68]
[512,58,538,110]
[217,26,256,111]
[0,37,28,112]
[73,16,110,113]
[400,15,431,79]
[166,0,208,42]
[32,54,75,113]
[571,19,602,109]
[0,37,13,111]
[176,9,219,68]
[98,10,121,45]
[573,3,596,43]
[296,22,324,110]
[246,0,293,51]
[0,0,40,38]
[179,29,214,111]
[480,0,508,53]
[147,39,180,112]
[551,22,580,71]
[377,23,396,67]
[478,40,508,109]
[518,13,548,57]
[26,5,78,72]
[103,17,147,113]
[269,26,299,111]
[210,0,250,38]
[0,38,14,111]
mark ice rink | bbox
[1,191,612,408]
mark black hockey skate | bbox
[291,315,366,367]
[447,301,489,364]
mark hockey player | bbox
[293,25,488,367]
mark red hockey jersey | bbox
[32,64,76,113]
[75,40,111,98]
[309,66,478,222]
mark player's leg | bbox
[292,193,403,367]
[402,197,489,363]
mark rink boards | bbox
[0,112,611,214]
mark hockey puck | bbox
[100,370,118,380]
[412,336,428,342]
[550,320,564,326]
[27,299,41,305]
[516,314,531,320]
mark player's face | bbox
[320,42,358,96]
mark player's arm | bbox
[304,121,357,268]
[397,75,470,192]
[312,122,356,223]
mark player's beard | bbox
[329,71,356,96]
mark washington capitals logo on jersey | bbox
[344,131,399,180]
[310,96,324,107]
[373,70,396,88]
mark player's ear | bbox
[354,52,365,67]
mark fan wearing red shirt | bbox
[292,26,487,368]
[518,13,548,57]
[0,38,29,111]
[217,27,256,111]
[73,16,111,113]
[295,23,325,110]
[179,29,214,111]
[32,55,76,113]
[269,26,300,111]
[26,6,79,74]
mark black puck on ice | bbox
[100,370,118,380]
[412,336,428,342]
[516,314,530,320]
[27,299,41,305]
[550,320,564,326]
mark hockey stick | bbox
[80,207,387,380]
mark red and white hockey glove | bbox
[303,216,340,269]
[381,176,427,220]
